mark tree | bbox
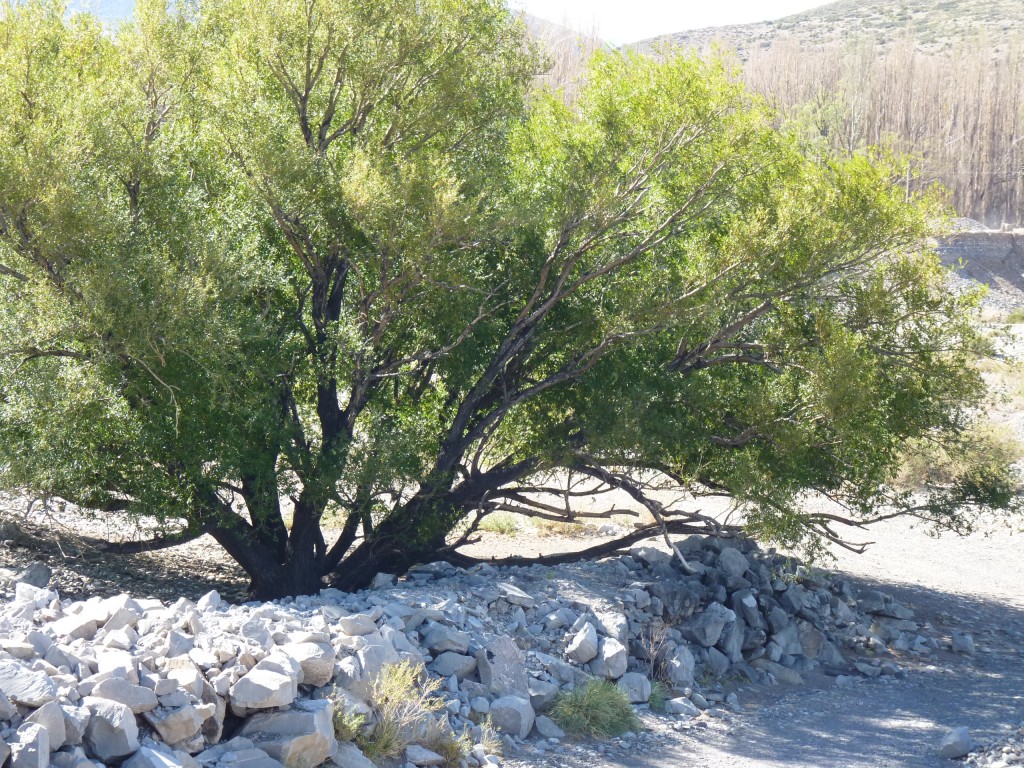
[0,0,1012,598]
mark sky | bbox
[512,0,831,44]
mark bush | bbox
[550,679,642,738]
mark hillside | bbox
[635,0,1024,56]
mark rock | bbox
[617,672,651,703]
[404,744,445,766]
[647,581,702,620]
[143,705,204,746]
[124,745,188,768]
[14,562,52,589]
[429,652,476,680]
[336,614,377,636]
[951,632,976,656]
[666,644,695,687]
[0,660,58,707]
[528,679,560,711]
[665,698,700,717]
[489,696,535,740]
[496,582,535,609]
[477,636,529,697]
[566,623,599,664]
[230,669,298,713]
[83,696,140,763]
[750,659,804,685]
[939,727,973,759]
[61,705,91,747]
[278,643,336,687]
[50,613,98,642]
[717,548,749,580]
[591,638,627,680]
[595,612,628,643]
[422,626,471,655]
[9,723,49,768]
[92,678,159,714]
[0,689,16,719]
[533,715,565,740]
[25,700,66,749]
[680,603,735,648]
[0,738,9,768]
[239,699,337,768]
[331,741,376,768]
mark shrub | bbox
[550,679,642,738]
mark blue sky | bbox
[513,0,830,44]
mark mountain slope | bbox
[635,0,1024,56]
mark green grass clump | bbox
[478,512,520,535]
[550,679,642,738]
[1005,308,1024,324]
[648,681,670,713]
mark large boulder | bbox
[590,638,627,680]
[92,678,159,714]
[278,643,336,688]
[82,696,140,763]
[566,623,599,665]
[489,696,535,740]
[0,660,58,707]
[680,603,735,648]
[476,636,529,698]
[238,699,337,768]
[25,701,66,750]
[9,724,48,768]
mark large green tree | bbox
[0,0,1011,598]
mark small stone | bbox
[143,705,203,745]
[939,727,973,759]
[528,679,560,711]
[666,698,700,718]
[239,699,337,768]
[123,745,188,768]
[680,603,735,648]
[591,638,627,680]
[430,652,477,680]
[336,614,377,636]
[230,669,298,712]
[951,632,976,656]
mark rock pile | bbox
[0,535,924,768]
[964,723,1024,767]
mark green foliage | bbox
[0,0,1011,595]
[478,512,521,535]
[356,661,447,761]
[551,679,642,738]
[648,681,670,713]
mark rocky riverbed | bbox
[0,531,962,768]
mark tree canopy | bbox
[0,0,1012,598]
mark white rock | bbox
[331,741,376,768]
[666,697,700,717]
[0,660,58,707]
[591,638,627,680]
[143,705,204,746]
[238,699,337,768]
[617,672,651,703]
[25,700,66,750]
[336,615,377,636]
[404,744,444,766]
[939,727,973,759]
[92,678,159,714]
[566,623,598,664]
[82,696,140,763]
[123,745,188,768]
[278,643,336,687]
[50,614,98,642]
[489,695,535,740]
[9,723,49,768]
[229,669,297,713]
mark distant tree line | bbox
[743,35,1024,227]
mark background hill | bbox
[635,0,1024,57]
[623,0,1024,227]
